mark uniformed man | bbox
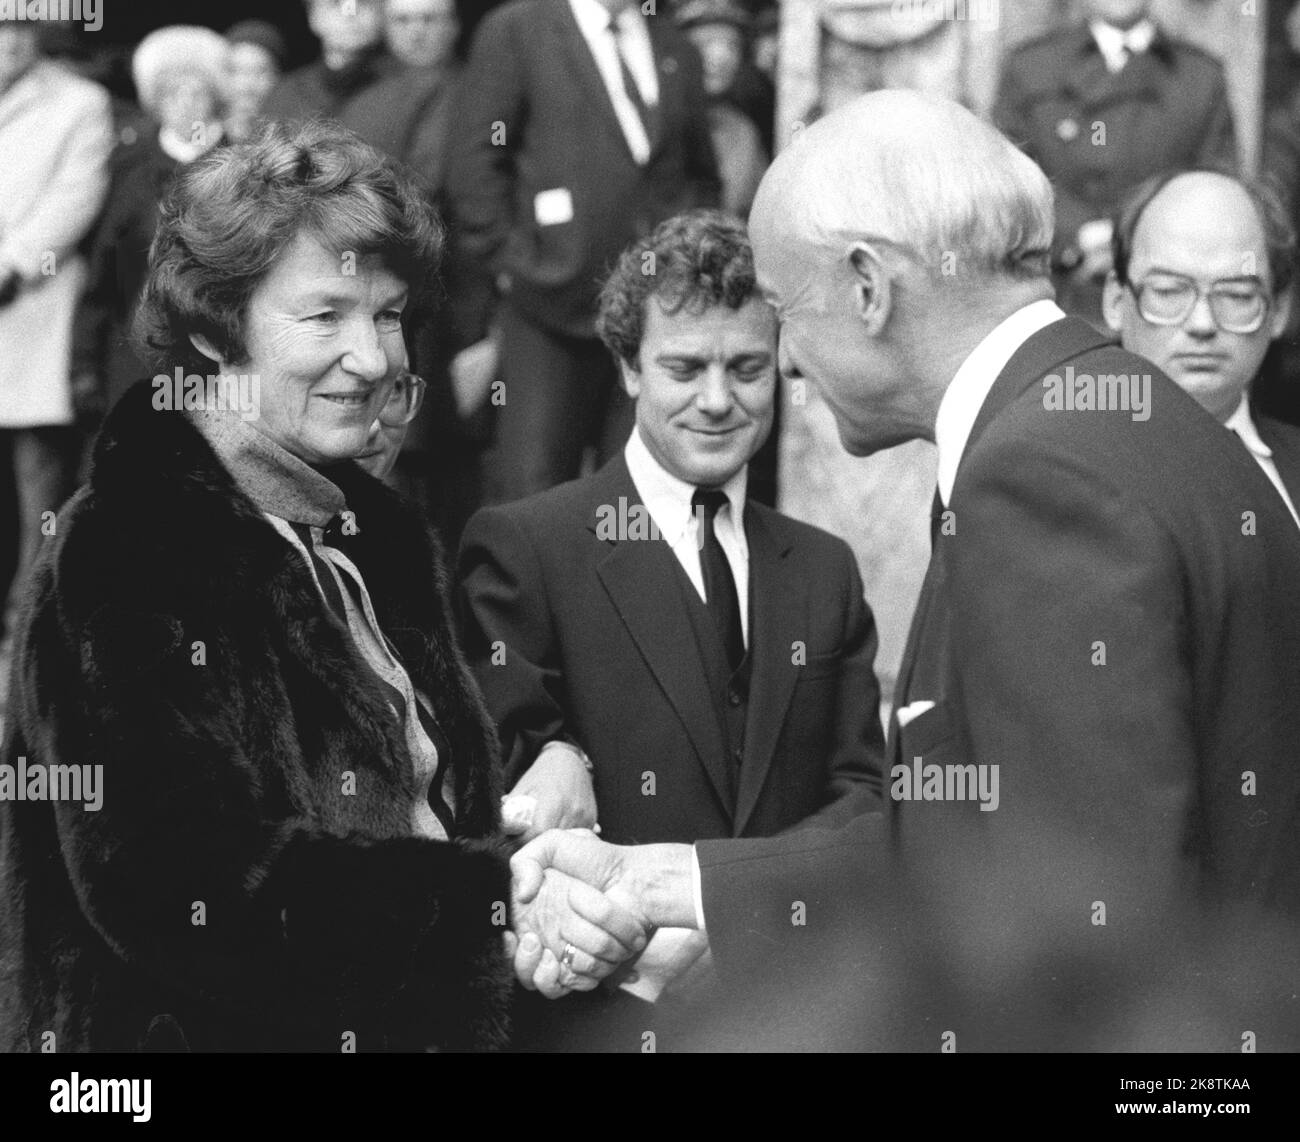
[994,0,1236,326]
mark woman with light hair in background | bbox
[71,26,228,428]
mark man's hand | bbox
[501,743,598,842]
[509,860,648,999]
[509,830,698,993]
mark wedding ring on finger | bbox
[560,942,578,970]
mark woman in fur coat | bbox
[0,120,637,1052]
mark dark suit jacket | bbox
[692,318,1300,1049]
[994,24,1236,270]
[456,455,884,844]
[445,0,721,340]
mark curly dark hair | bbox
[134,118,443,375]
[596,209,758,368]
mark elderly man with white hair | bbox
[506,90,1300,1051]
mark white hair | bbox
[762,89,1055,283]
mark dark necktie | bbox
[608,16,659,151]
[692,488,744,673]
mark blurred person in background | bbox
[446,0,720,505]
[386,0,460,69]
[1103,170,1300,524]
[994,0,1236,328]
[751,4,779,86]
[72,26,228,429]
[0,18,111,710]
[264,0,392,123]
[676,0,768,219]
[223,19,287,143]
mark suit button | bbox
[732,747,743,764]
[624,970,639,984]
[728,688,742,706]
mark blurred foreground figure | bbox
[1104,170,1300,524]
[994,0,1235,326]
[510,90,1300,1052]
[0,19,111,708]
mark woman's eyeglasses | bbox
[377,371,426,427]
[1128,273,1270,335]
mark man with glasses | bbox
[1103,170,1300,526]
[356,370,427,480]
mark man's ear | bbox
[618,357,642,399]
[1100,272,1124,335]
[1270,286,1293,340]
[846,242,892,336]
[189,333,223,367]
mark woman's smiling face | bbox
[195,232,409,464]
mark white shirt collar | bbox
[571,0,639,35]
[1224,392,1273,459]
[934,299,1067,505]
[1090,18,1156,71]
[624,424,747,545]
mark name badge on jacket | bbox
[534,188,574,226]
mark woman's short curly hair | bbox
[134,118,442,374]
[596,209,757,368]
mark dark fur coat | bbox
[0,382,511,1052]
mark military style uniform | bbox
[994,23,1236,322]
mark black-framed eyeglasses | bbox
[377,371,426,427]
[1128,273,1271,334]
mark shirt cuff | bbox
[691,844,706,932]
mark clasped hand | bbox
[505,829,648,999]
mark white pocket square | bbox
[895,700,936,728]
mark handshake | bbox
[505,829,703,1000]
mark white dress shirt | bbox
[934,299,1067,506]
[569,0,659,164]
[624,424,750,647]
[1225,393,1300,528]
[1090,17,1156,73]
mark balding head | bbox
[1103,170,1294,423]
[750,90,1056,457]
[752,89,1054,287]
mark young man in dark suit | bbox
[445,0,721,504]
[994,0,1236,324]
[458,210,884,1048]
[508,92,1300,1052]
[1103,169,1300,525]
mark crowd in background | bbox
[5,0,1300,708]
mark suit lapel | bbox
[549,0,640,164]
[733,508,799,835]
[591,458,735,821]
[888,317,1107,761]
[1254,412,1300,524]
